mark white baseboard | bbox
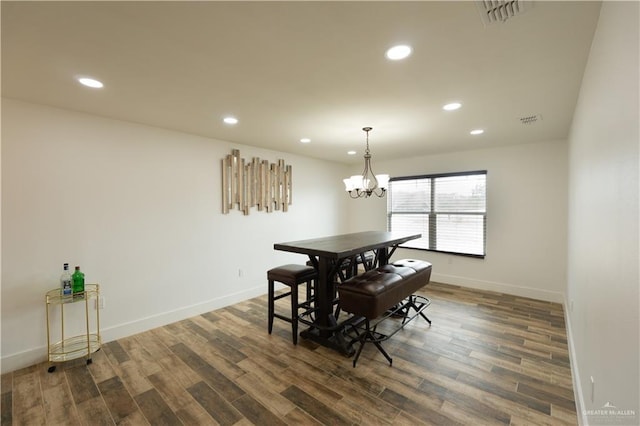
[431,272,565,303]
[1,285,266,374]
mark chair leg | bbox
[352,319,393,367]
[373,340,393,366]
[306,279,313,301]
[291,284,298,344]
[353,342,366,368]
[268,280,275,334]
[408,295,432,324]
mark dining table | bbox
[273,230,421,356]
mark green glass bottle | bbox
[72,266,85,297]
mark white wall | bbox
[347,140,569,302]
[1,98,350,373]
[566,2,639,423]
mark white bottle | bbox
[60,263,72,300]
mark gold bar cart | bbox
[45,284,101,372]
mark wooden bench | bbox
[338,259,432,367]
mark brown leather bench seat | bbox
[337,259,432,367]
[338,260,432,319]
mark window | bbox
[387,171,487,257]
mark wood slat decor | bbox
[0,283,577,425]
[222,149,292,215]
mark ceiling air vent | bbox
[476,0,531,25]
[519,114,542,125]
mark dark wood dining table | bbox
[273,231,421,355]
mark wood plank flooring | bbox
[1,282,577,425]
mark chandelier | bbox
[343,127,389,198]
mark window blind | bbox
[387,171,487,257]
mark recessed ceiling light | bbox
[223,117,238,125]
[443,102,462,111]
[77,77,103,88]
[300,138,311,144]
[347,150,357,155]
[385,45,412,61]
[470,129,484,135]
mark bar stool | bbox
[267,264,317,344]
[340,250,376,279]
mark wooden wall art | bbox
[222,149,292,215]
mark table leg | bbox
[378,247,389,266]
[317,258,331,337]
[299,257,356,356]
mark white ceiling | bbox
[1,1,601,164]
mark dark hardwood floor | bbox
[1,282,577,425]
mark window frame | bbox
[387,170,487,258]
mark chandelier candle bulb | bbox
[343,178,356,191]
[376,174,390,188]
[351,175,365,190]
